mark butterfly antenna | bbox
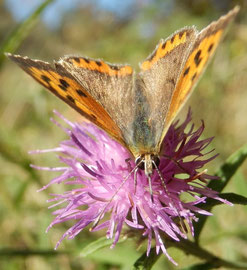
[90,158,143,230]
[152,160,187,235]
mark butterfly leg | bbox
[125,158,139,194]
[147,174,154,203]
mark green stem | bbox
[0,249,69,257]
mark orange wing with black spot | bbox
[137,27,197,154]
[164,6,239,130]
[6,53,127,146]
[58,55,136,151]
[137,7,239,154]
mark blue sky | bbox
[4,0,136,29]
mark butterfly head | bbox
[135,154,160,176]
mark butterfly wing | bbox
[136,27,197,154]
[163,6,240,139]
[7,6,239,158]
[6,53,126,146]
[59,56,136,151]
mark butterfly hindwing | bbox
[6,53,125,145]
[164,6,240,132]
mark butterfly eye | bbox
[135,156,145,170]
[151,155,160,169]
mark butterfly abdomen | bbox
[126,78,160,157]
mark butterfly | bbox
[6,7,239,179]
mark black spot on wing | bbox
[76,89,87,97]
[59,79,70,88]
[58,85,67,91]
[208,43,214,53]
[73,57,80,63]
[179,31,184,39]
[194,50,202,67]
[183,66,190,77]
[66,95,75,103]
[41,74,51,83]
[110,65,120,71]
[95,60,102,67]
[191,72,197,81]
[58,79,70,91]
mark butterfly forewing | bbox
[163,6,240,137]
[135,28,196,155]
[7,54,125,145]
[59,56,137,152]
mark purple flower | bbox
[30,109,231,265]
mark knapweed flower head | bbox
[31,109,231,265]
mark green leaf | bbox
[218,192,247,205]
[209,143,247,192]
[132,248,161,270]
[0,0,54,67]
[197,192,247,210]
[194,143,247,240]
[84,240,139,267]
[169,238,247,270]
[79,236,126,257]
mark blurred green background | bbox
[0,0,247,269]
